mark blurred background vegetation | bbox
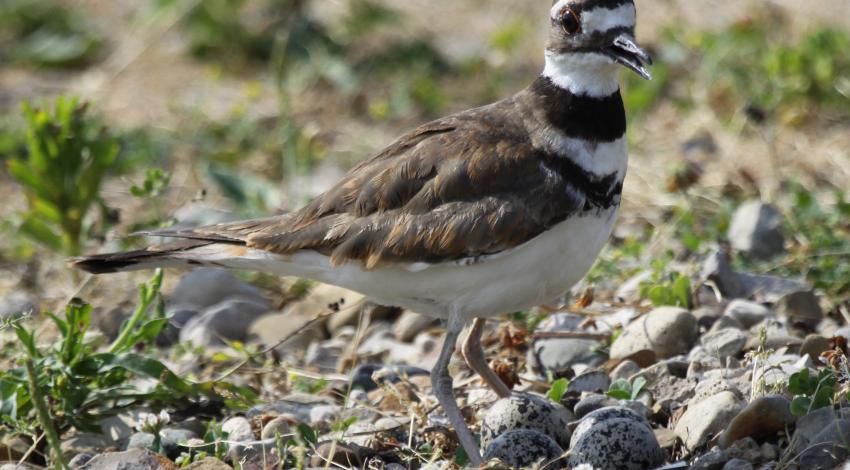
[1,0,849,306]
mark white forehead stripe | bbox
[543,51,620,97]
[582,4,636,34]
[550,0,571,18]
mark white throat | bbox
[542,51,621,97]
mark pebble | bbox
[179,298,272,347]
[700,328,748,357]
[800,334,832,362]
[261,416,294,440]
[674,391,743,452]
[721,459,754,470]
[799,419,850,469]
[60,432,114,459]
[775,290,823,324]
[221,416,254,442]
[528,314,607,377]
[610,360,641,381]
[126,432,155,451]
[310,441,363,468]
[567,370,610,394]
[80,448,175,470]
[350,364,430,392]
[569,417,664,470]
[719,395,795,448]
[392,311,438,342]
[728,201,785,259]
[167,268,268,312]
[610,307,699,360]
[723,300,773,328]
[310,404,342,425]
[480,392,573,449]
[159,427,197,459]
[184,458,232,470]
[248,310,326,355]
[483,429,564,468]
[574,394,615,419]
[68,453,93,468]
[0,292,37,320]
[689,447,729,470]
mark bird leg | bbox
[432,314,483,466]
[461,318,512,399]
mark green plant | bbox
[7,97,118,256]
[0,0,104,68]
[788,368,839,417]
[547,378,569,403]
[0,270,256,443]
[607,376,647,401]
[639,262,693,308]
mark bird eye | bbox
[560,8,581,35]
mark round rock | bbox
[728,201,785,259]
[480,392,572,449]
[568,418,664,470]
[528,314,607,376]
[719,395,796,448]
[610,307,698,360]
[483,429,563,468]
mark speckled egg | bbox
[568,418,664,470]
[570,406,650,447]
[483,429,565,469]
[480,392,573,449]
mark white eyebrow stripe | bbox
[582,4,636,34]
[550,0,571,19]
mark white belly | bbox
[231,207,619,320]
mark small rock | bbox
[160,427,197,459]
[610,360,641,381]
[689,447,730,470]
[157,308,199,346]
[728,201,785,259]
[760,442,777,461]
[69,453,94,468]
[800,334,831,362]
[574,394,616,419]
[610,307,698,360]
[80,448,176,469]
[179,298,271,347]
[701,328,748,357]
[569,418,664,470]
[60,432,114,459]
[392,311,438,342]
[310,441,362,468]
[776,290,823,324]
[675,391,743,452]
[167,269,267,312]
[709,315,745,333]
[261,416,293,440]
[126,432,156,451]
[483,429,564,468]
[799,419,850,469]
[350,364,430,391]
[0,292,37,320]
[310,405,342,425]
[568,370,610,394]
[246,393,334,422]
[722,459,753,470]
[719,395,795,448]
[221,416,253,442]
[724,300,773,328]
[528,314,607,377]
[248,311,326,355]
[184,458,232,470]
[480,392,573,449]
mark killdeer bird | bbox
[74,0,650,464]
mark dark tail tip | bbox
[69,250,156,274]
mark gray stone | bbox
[724,300,773,328]
[310,405,342,424]
[157,308,199,346]
[728,201,785,259]
[392,311,438,342]
[80,448,175,469]
[179,298,271,347]
[700,249,808,302]
[221,416,253,442]
[574,394,615,419]
[0,292,37,320]
[689,447,730,470]
[719,395,795,448]
[528,314,607,376]
[245,393,334,422]
[184,458,231,470]
[568,370,610,394]
[310,441,362,468]
[69,453,94,468]
[800,334,831,362]
[701,328,748,358]
[160,427,197,459]
[799,419,850,469]
[675,391,743,452]
[709,315,745,333]
[789,407,850,455]
[569,418,664,470]
[350,364,430,392]
[722,459,753,470]
[611,360,641,381]
[261,416,293,440]
[126,432,156,451]
[248,310,326,355]
[168,268,268,312]
[99,412,145,445]
[611,307,698,360]
[480,392,573,449]
[483,429,564,468]
[776,290,823,323]
[60,433,113,459]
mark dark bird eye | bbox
[560,8,581,35]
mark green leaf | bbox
[19,215,63,251]
[296,423,317,446]
[789,369,813,395]
[790,396,812,417]
[631,376,647,400]
[607,379,632,400]
[672,275,692,308]
[547,378,569,403]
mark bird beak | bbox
[607,33,653,80]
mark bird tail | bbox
[70,240,237,274]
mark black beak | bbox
[607,33,653,80]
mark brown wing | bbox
[151,98,602,269]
